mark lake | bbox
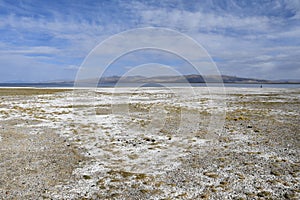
[0,82,299,88]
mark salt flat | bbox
[0,87,299,199]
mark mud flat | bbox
[0,87,299,199]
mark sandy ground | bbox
[0,87,299,199]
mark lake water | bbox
[0,82,299,88]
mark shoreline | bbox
[0,83,300,90]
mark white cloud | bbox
[0,13,111,58]
[130,3,273,34]
[0,46,60,55]
[0,53,69,82]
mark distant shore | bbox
[0,82,299,89]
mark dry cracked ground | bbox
[0,87,299,199]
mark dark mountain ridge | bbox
[2,75,300,85]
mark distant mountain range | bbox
[75,75,300,84]
[1,75,300,86]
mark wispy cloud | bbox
[0,0,299,81]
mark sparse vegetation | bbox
[0,88,71,96]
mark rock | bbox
[257,191,271,197]
[270,170,281,176]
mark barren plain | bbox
[0,87,299,199]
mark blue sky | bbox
[0,0,299,82]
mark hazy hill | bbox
[2,75,300,85]
[91,74,270,84]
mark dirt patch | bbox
[0,128,84,199]
[0,88,71,96]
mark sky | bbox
[0,0,299,82]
